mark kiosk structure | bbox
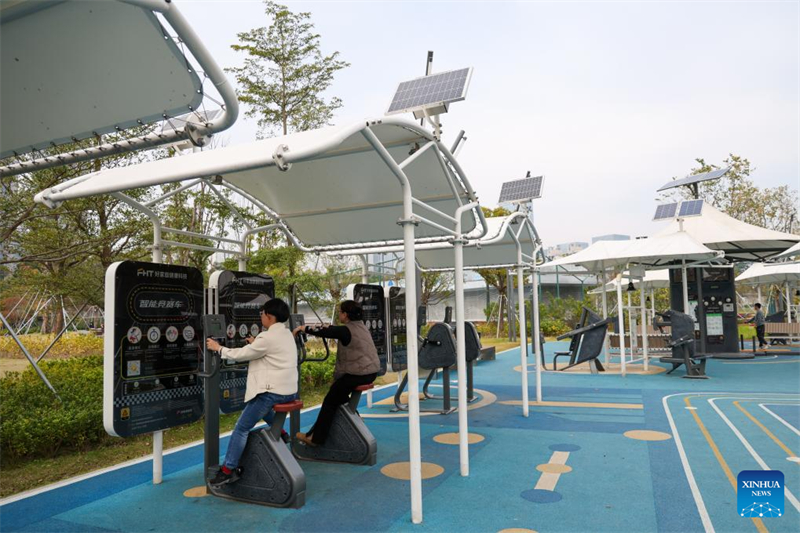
[34,116,486,524]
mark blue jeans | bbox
[223,391,298,470]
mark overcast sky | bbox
[179,0,799,245]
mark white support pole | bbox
[757,285,762,307]
[601,266,610,366]
[532,264,542,404]
[616,274,627,377]
[454,238,469,476]
[786,282,792,323]
[362,255,373,408]
[640,283,649,371]
[626,289,634,352]
[517,251,530,416]
[681,260,690,316]
[650,289,655,319]
[151,223,163,485]
[402,218,423,523]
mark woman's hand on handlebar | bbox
[245,334,256,344]
[292,325,306,337]
[206,338,222,352]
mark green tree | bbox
[661,154,798,233]
[475,206,513,333]
[419,271,454,308]
[227,1,350,137]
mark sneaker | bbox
[209,466,242,487]
[295,432,317,447]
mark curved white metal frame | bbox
[33,117,487,524]
[0,0,239,177]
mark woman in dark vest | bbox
[292,300,380,446]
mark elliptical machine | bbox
[201,314,306,508]
[288,314,378,466]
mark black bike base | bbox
[292,405,377,466]
[207,429,305,508]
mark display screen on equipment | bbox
[386,286,408,372]
[348,283,387,376]
[104,261,204,438]
[210,270,275,414]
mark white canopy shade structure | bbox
[542,231,723,272]
[0,0,238,176]
[588,269,670,294]
[34,116,485,524]
[332,212,546,411]
[771,242,800,262]
[736,262,800,285]
[541,231,722,375]
[652,203,800,262]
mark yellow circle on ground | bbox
[183,486,209,498]
[433,432,485,445]
[624,430,672,441]
[536,463,572,474]
[381,462,444,480]
[498,529,538,533]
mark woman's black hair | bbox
[339,300,363,321]
[262,298,290,323]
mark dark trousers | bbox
[309,372,377,445]
[756,325,767,347]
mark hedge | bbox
[1,351,341,460]
[0,332,103,359]
[1,355,109,459]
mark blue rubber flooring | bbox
[2,344,799,533]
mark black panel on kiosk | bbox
[209,270,275,413]
[104,260,204,437]
[346,284,387,376]
[386,286,407,372]
[669,267,738,354]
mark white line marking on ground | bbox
[759,403,800,438]
[708,397,800,513]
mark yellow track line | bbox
[733,401,798,460]
[684,396,768,533]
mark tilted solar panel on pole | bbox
[653,202,679,221]
[678,199,704,217]
[498,176,544,203]
[657,168,730,192]
[386,68,473,116]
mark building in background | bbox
[545,241,588,259]
[592,234,630,243]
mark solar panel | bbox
[657,167,730,192]
[653,202,679,221]
[386,67,473,116]
[678,199,704,217]
[498,176,544,203]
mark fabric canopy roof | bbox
[35,117,483,250]
[328,214,539,269]
[541,231,721,272]
[1,0,209,158]
[334,214,539,270]
[588,269,670,294]
[771,242,800,262]
[735,262,800,285]
[652,203,799,261]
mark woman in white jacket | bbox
[205,298,298,486]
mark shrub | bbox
[300,350,336,388]
[1,355,110,459]
[0,332,103,359]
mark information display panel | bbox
[345,284,387,376]
[385,286,408,371]
[209,270,275,413]
[104,261,204,437]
